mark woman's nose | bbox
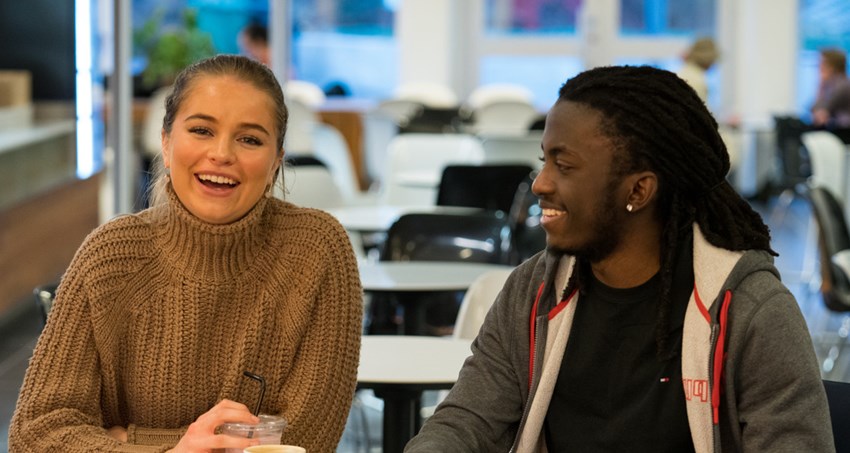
[208,139,235,164]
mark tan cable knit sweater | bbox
[9,188,362,453]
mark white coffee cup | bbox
[243,445,306,453]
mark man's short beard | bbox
[546,177,625,263]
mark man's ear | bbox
[624,171,658,212]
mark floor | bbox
[1,194,849,452]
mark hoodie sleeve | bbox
[723,279,835,452]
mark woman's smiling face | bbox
[161,75,282,224]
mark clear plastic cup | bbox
[220,414,286,453]
[243,446,306,453]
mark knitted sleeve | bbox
[278,218,363,453]
[8,229,169,453]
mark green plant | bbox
[134,9,216,89]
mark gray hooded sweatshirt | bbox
[405,225,834,452]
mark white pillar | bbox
[577,0,618,69]
[719,0,799,125]
[397,0,463,99]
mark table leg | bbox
[373,388,423,453]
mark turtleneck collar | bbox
[150,184,271,281]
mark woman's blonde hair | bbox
[148,54,288,206]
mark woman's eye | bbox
[538,156,545,163]
[189,127,211,136]
[240,136,263,146]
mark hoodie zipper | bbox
[510,282,546,453]
[510,314,544,453]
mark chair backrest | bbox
[436,164,534,213]
[808,186,850,312]
[824,379,850,452]
[508,173,546,265]
[382,134,485,205]
[381,212,511,264]
[375,99,425,127]
[284,80,327,108]
[285,154,328,168]
[394,81,458,108]
[803,131,848,202]
[480,134,544,170]
[469,100,540,136]
[277,165,345,210]
[773,115,813,186]
[311,123,360,199]
[453,269,513,340]
[141,85,172,158]
[284,97,319,153]
[466,83,534,110]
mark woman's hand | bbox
[106,426,128,442]
[167,399,261,453]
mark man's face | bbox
[533,101,629,262]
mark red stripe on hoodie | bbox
[712,290,732,424]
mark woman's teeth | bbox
[542,208,565,216]
[198,174,237,186]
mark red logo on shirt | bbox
[682,378,709,402]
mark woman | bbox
[10,55,362,453]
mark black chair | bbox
[436,164,534,213]
[33,283,59,325]
[824,379,850,452]
[399,107,463,134]
[507,173,547,265]
[807,186,850,312]
[368,212,511,335]
[284,154,328,168]
[380,212,511,264]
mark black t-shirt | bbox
[544,250,696,452]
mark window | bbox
[292,0,397,99]
[620,0,715,36]
[485,0,582,35]
[797,0,850,117]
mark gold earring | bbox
[626,203,634,212]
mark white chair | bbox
[394,81,458,108]
[284,97,320,154]
[480,134,543,170]
[276,165,345,210]
[310,123,361,200]
[421,268,513,419]
[141,85,172,159]
[466,83,534,110]
[467,100,540,136]
[362,110,401,190]
[374,99,424,128]
[802,131,848,204]
[284,80,326,109]
[381,134,485,205]
[453,269,513,339]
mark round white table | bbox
[357,335,472,453]
[328,205,480,233]
[359,261,513,335]
[359,261,514,292]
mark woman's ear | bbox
[625,171,658,212]
[160,129,171,169]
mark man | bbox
[238,22,270,66]
[404,66,833,452]
[812,48,850,128]
[677,37,719,103]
